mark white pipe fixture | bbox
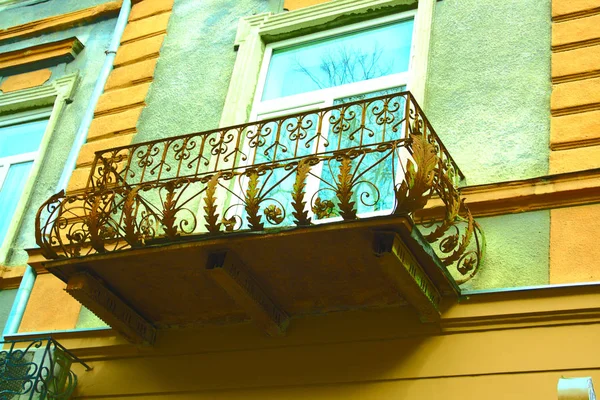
[558,377,597,400]
[56,0,132,192]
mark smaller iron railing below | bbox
[0,337,91,400]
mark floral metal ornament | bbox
[35,91,484,285]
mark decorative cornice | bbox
[0,72,79,113]
[419,168,600,219]
[553,6,600,23]
[0,265,26,289]
[0,37,84,76]
[0,1,121,45]
[235,0,417,46]
[442,282,600,333]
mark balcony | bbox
[0,337,91,398]
[34,91,484,344]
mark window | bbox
[241,12,416,224]
[252,12,416,119]
[0,108,51,246]
[0,73,78,261]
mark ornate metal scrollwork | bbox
[36,91,484,285]
[0,337,91,399]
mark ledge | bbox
[0,265,26,289]
[0,37,84,75]
[419,168,600,220]
[442,281,600,332]
[0,1,121,45]
[14,282,600,363]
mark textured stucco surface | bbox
[135,0,282,142]
[550,203,600,284]
[0,0,110,30]
[1,18,117,265]
[425,0,551,185]
[461,210,550,291]
[0,289,18,332]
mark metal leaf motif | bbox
[86,195,106,253]
[395,134,438,214]
[203,173,221,233]
[122,186,142,246]
[335,156,356,220]
[161,182,179,239]
[244,171,264,231]
[291,161,311,226]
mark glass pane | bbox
[316,87,407,219]
[0,119,48,158]
[262,19,414,101]
[0,161,33,246]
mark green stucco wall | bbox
[0,289,17,333]
[0,0,109,31]
[425,0,551,186]
[461,210,550,291]
[135,0,282,142]
[0,18,118,266]
[75,306,108,329]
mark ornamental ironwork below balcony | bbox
[0,337,91,399]
[33,91,484,344]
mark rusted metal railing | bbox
[35,91,484,284]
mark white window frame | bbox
[251,10,417,120]
[0,73,79,264]
[219,0,435,128]
[0,108,52,207]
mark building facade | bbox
[0,0,599,398]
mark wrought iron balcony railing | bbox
[0,337,91,399]
[36,91,484,284]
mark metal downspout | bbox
[2,0,132,340]
[56,0,132,191]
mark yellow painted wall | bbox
[284,0,331,11]
[62,306,600,398]
[19,274,81,332]
[550,0,600,172]
[550,203,600,283]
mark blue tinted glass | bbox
[262,19,414,100]
[0,119,48,158]
[0,161,34,245]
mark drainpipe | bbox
[2,267,35,340]
[2,0,132,340]
[56,0,132,191]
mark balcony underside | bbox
[44,215,459,344]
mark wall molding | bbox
[0,1,121,45]
[552,6,600,23]
[0,73,78,113]
[418,168,600,219]
[0,265,26,289]
[0,37,83,76]
[221,0,419,127]
[11,282,600,364]
[443,282,600,333]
